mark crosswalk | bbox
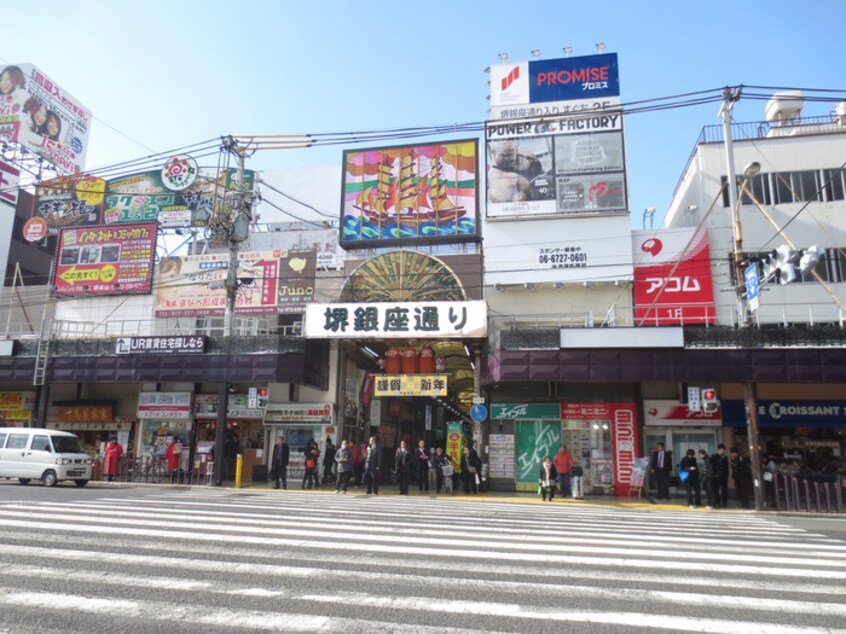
[0,489,845,633]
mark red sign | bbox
[53,223,157,297]
[561,402,640,496]
[23,217,48,242]
[634,230,715,326]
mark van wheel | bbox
[18,478,31,485]
[42,470,58,487]
[75,480,89,487]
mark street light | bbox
[562,47,573,57]
[531,49,541,59]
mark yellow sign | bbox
[373,375,448,397]
[0,410,32,421]
[0,391,35,410]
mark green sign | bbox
[514,420,561,490]
[489,403,560,420]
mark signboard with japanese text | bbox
[341,140,479,248]
[490,403,561,420]
[632,228,716,326]
[0,63,91,173]
[264,403,333,424]
[484,215,633,285]
[373,375,448,397]
[487,433,515,479]
[137,392,192,420]
[33,175,106,233]
[643,400,721,427]
[104,165,255,228]
[52,223,157,297]
[115,335,207,355]
[0,391,36,411]
[489,53,620,119]
[486,114,626,218]
[304,300,487,339]
[0,160,20,205]
[57,405,113,423]
[250,226,343,270]
[515,420,561,490]
[154,248,316,318]
[446,421,464,473]
[193,394,269,421]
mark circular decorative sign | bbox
[23,217,48,242]
[161,154,199,191]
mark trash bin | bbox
[252,464,268,482]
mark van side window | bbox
[7,434,29,449]
[33,435,51,452]
[0,433,7,448]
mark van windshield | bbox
[51,436,84,454]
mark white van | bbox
[0,427,92,487]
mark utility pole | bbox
[213,136,252,486]
[720,87,764,511]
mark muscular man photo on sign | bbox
[487,138,553,204]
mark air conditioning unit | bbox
[834,101,846,126]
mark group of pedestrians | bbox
[537,444,584,501]
[269,434,484,496]
[652,442,754,509]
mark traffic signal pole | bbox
[721,87,764,511]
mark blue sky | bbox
[3,0,845,226]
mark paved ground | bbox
[0,481,845,633]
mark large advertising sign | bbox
[643,400,721,427]
[53,223,157,297]
[0,161,20,205]
[33,175,106,233]
[341,140,479,248]
[155,249,316,317]
[490,53,620,119]
[486,114,626,218]
[484,216,633,286]
[304,301,487,339]
[633,228,716,326]
[0,63,91,173]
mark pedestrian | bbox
[553,443,574,498]
[710,444,729,508]
[730,446,753,509]
[414,439,430,493]
[356,440,368,486]
[223,434,239,481]
[364,435,381,495]
[350,440,362,486]
[270,435,289,489]
[322,438,336,485]
[461,445,481,494]
[570,464,585,500]
[103,436,123,482]
[302,438,320,489]
[698,449,714,509]
[430,447,455,494]
[471,440,484,491]
[334,439,353,494]
[679,449,701,508]
[763,453,778,509]
[538,455,558,502]
[395,440,412,494]
[165,436,183,483]
[651,441,672,500]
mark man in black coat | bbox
[364,435,382,495]
[322,438,336,485]
[395,440,412,495]
[270,436,290,489]
[730,446,753,509]
[414,440,430,493]
[710,444,729,508]
[650,441,672,500]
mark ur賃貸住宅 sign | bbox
[304,301,487,339]
[115,336,206,355]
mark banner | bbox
[341,140,479,248]
[304,301,487,339]
[137,392,192,420]
[155,248,316,317]
[0,63,91,173]
[633,228,716,325]
[445,421,464,474]
[33,175,106,233]
[373,375,448,397]
[53,223,157,297]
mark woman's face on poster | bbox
[0,71,12,94]
[47,114,60,137]
[33,104,47,127]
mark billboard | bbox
[341,140,479,248]
[490,53,620,119]
[632,228,716,326]
[155,248,316,317]
[486,114,627,218]
[32,175,106,233]
[104,161,255,228]
[53,223,157,297]
[0,63,91,173]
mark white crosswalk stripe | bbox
[0,490,844,633]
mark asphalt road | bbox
[0,481,844,633]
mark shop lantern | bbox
[419,346,436,373]
[385,347,402,374]
[401,347,419,374]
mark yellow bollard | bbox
[235,454,243,488]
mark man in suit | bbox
[710,444,729,508]
[270,436,290,489]
[651,441,672,500]
[395,440,412,495]
[414,440,430,493]
[364,435,382,495]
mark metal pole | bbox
[722,87,763,511]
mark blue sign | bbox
[470,404,488,423]
[744,264,760,311]
[723,399,846,428]
[529,53,620,104]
